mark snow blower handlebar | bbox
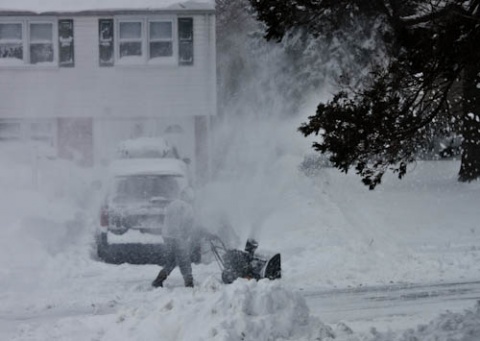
[209,235,228,271]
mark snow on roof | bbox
[117,137,177,159]
[109,158,188,177]
[0,0,214,14]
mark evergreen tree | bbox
[251,0,480,188]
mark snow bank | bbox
[363,302,480,341]
[100,279,333,341]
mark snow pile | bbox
[101,279,333,341]
[365,302,480,341]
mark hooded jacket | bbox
[163,199,194,240]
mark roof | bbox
[109,158,188,177]
[0,0,214,15]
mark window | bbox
[114,175,181,202]
[0,118,55,142]
[103,16,193,66]
[0,19,70,67]
[0,23,23,64]
[30,119,55,142]
[118,20,143,60]
[29,22,54,64]
[149,21,173,59]
[0,119,22,140]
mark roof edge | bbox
[0,8,215,17]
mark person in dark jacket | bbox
[152,199,195,288]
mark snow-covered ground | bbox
[1,133,480,340]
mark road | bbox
[303,280,480,333]
[2,277,480,339]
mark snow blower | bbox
[210,237,281,284]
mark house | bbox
[0,0,216,183]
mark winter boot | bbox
[184,275,194,288]
[152,270,168,288]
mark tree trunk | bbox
[458,65,480,182]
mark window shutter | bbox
[178,18,193,66]
[99,19,114,67]
[58,19,74,67]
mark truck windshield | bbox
[113,174,181,202]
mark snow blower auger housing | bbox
[210,237,281,284]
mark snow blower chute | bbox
[210,237,281,284]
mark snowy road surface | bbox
[304,280,480,332]
[2,276,479,339]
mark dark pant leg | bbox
[176,243,193,287]
[152,239,177,287]
[161,239,178,275]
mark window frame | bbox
[0,18,58,68]
[28,20,57,65]
[0,118,22,140]
[116,18,145,63]
[147,18,175,64]
[0,21,24,65]
[114,16,178,66]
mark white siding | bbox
[0,14,216,119]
